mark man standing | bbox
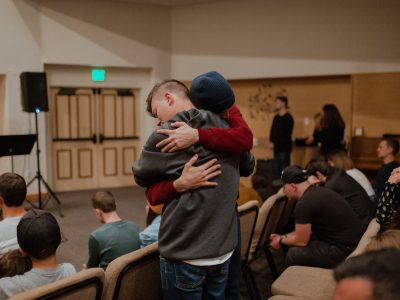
[268,96,294,173]
[374,138,399,196]
[269,166,363,268]
[133,78,254,299]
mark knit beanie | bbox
[189,71,235,113]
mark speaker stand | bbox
[26,111,64,217]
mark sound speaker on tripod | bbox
[20,72,49,112]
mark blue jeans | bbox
[160,258,230,300]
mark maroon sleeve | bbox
[147,105,253,205]
[146,181,179,206]
[197,105,253,153]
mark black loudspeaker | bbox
[20,72,49,112]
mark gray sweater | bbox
[133,108,254,261]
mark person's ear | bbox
[18,248,28,257]
[164,92,174,106]
[94,208,102,218]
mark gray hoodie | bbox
[133,108,254,261]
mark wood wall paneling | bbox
[230,76,351,165]
[352,73,400,137]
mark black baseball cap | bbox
[17,209,61,259]
[281,166,308,184]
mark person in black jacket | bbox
[315,104,346,156]
[268,96,294,173]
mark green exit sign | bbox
[92,69,106,81]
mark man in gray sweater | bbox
[134,77,254,299]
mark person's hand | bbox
[269,233,281,250]
[173,154,221,193]
[388,171,400,184]
[156,122,199,153]
[267,141,274,150]
[308,175,321,185]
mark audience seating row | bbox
[238,189,294,300]
[9,242,161,300]
[270,218,381,300]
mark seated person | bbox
[269,166,363,269]
[376,167,400,231]
[87,191,140,269]
[306,159,374,230]
[0,173,27,254]
[139,215,161,248]
[334,249,400,300]
[0,209,76,299]
[0,250,32,279]
[327,150,375,199]
[365,229,400,252]
[374,138,399,197]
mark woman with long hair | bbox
[316,104,346,155]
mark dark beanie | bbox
[189,71,235,113]
[17,209,61,259]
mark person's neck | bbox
[31,254,58,269]
[383,155,395,165]
[102,211,122,224]
[297,182,311,198]
[278,108,287,116]
[2,206,26,219]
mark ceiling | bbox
[103,0,226,6]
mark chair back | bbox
[9,268,104,300]
[275,196,295,234]
[347,218,381,259]
[103,242,161,300]
[249,189,287,259]
[238,200,259,262]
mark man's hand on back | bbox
[157,122,199,153]
[173,154,221,193]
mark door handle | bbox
[99,134,104,144]
[92,134,97,144]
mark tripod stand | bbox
[26,110,64,217]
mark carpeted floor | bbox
[32,186,281,299]
[36,186,147,270]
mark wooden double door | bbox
[51,88,140,192]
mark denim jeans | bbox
[285,240,351,269]
[160,257,230,300]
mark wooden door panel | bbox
[53,142,98,191]
[77,94,93,138]
[98,140,139,188]
[51,87,139,191]
[54,94,70,139]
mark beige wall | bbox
[0,0,44,186]
[171,0,400,79]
